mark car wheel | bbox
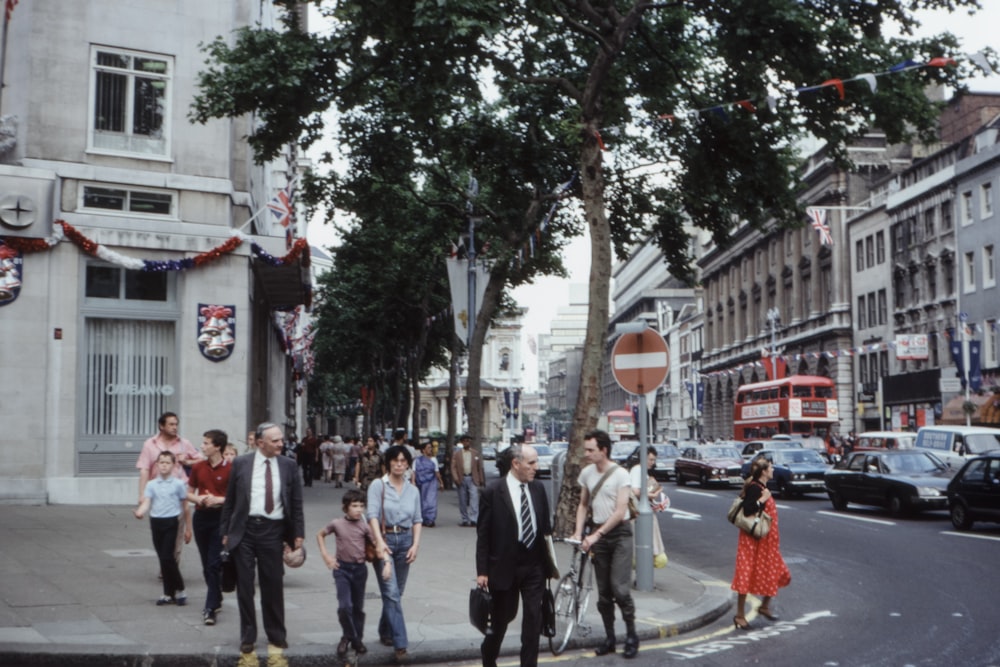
[886,492,907,517]
[699,472,709,488]
[676,471,686,486]
[828,489,847,511]
[950,501,973,531]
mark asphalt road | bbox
[451,482,1000,667]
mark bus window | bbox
[793,386,812,398]
[815,386,833,398]
[780,387,789,398]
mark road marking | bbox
[660,611,836,659]
[816,510,895,526]
[673,489,720,497]
[941,530,1000,543]
[663,507,701,520]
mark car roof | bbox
[917,426,1000,434]
[857,431,916,438]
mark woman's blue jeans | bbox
[374,531,412,649]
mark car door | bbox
[859,454,887,505]
[832,453,865,501]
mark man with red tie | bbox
[221,422,304,655]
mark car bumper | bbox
[787,480,826,492]
[910,495,948,510]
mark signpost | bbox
[611,323,669,592]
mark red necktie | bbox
[265,459,274,514]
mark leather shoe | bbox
[595,638,616,656]
[337,637,350,657]
[352,639,367,654]
[380,636,394,646]
[623,634,639,659]
[239,643,254,654]
[394,648,410,664]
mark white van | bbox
[855,431,917,450]
[913,426,1000,468]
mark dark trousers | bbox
[192,509,223,613]
[149,516,185,598]
[233,517,286,646]
[334,560,368,641]
[300,459,315,486]
[591,522,636,629]
[481,551,545,667]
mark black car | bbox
[947,454,1000,530]
[824,449,952,516]
[741,448,829,497]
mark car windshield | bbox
[534,444,552,456]
[654,444,679,457]
[773,449,825,465]
[549,442,569,451]
[703,446,740,459]
[882,452,946,474]
[612,443,634,457]
[966,433,1000,454]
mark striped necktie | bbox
[520,483,534,549]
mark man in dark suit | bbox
[221,422,304,654]
[475,444,552,667]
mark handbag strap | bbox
[588,463,619,510]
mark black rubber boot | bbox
[595,616,616,656]
[623,618,639,659]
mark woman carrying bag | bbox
[731,455,790,630]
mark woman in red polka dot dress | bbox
[731,456,791,629]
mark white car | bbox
[533,443,555,478]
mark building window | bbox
[81,184,175,218]
[892,224,903,257]
[499,350,511,371]
[856,240,864,271]
[877,289,887,325]
[982,182,993,217]
[86,265,169,302]
[927,265,936,299]
[821,265,832,310]
[857,296,866,329]
[924,209,935,237]
[419,408,428,430]
[876,230,885,264]
[859,355,869,383]
[880,350,889,377]
[985,320,999,368]
[944,260,955,294]
[964,251,976,292]
[89,47,171,157]
[909,269,920,303]
[941,201,953,230]
[984,245,996,288]
[961,190,974,225]
[867,292,876,327]
[869,354,879,382]
[894,276,904,307]
[865,236,874,268]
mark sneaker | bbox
[174,591,187,606]
[156,596,173,606]
[203,610,216,626]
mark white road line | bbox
[941,530,1000,543]
[816,510,895,526]
[673,489,721,497]
[663,507,701,520]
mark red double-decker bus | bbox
[733,375,838,441]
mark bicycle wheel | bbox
[549,572,578,655]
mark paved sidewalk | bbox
[0,478,732,666]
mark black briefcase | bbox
[469,586,493,635]
[220,550,237,593]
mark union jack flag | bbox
[808,207,833,246]
[268,183,294,228]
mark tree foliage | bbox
[194,0,988,532]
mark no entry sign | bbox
[611,329,669,395]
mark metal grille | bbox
[84,318,174,436]
[78,451,141,476]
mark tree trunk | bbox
[466,265,507,451]
[554,125,612,536]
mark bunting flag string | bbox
[592,52,992,147]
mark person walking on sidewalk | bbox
[136,412,199,566]
[571,429,639,659]
[221,422,305,655]
[451,434,485,527]
[134,451,188,606]
[186,429,232,626]
[299,427,320,487]
[367,444,423,664]
[413,440,443,527]
[476,444,553,667]
[355,435,384,492]
[331,435,349,487]
[317,489,391,659]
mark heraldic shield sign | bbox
[197,304,236,361]
[0,244,23,307]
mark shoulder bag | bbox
[727,484,772,539]
[364,479,386,562]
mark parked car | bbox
[481,444,497,461]
[610,441,637,466]
[824,449,953,516]
[947,454,1000,530]
[741,448,829,497]
[534,443,555,478]
[854,431,916,451]
[624,443,680,481]
[548,441,569,454]
[675,444,744,487]
[913,426,1000,468]
[741,439,802,460]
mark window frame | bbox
[87,45,173,160]
[984,245,996,288]
[79,182,178,220]
[963,251,976,293]
[981,182,993,218]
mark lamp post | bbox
[766,308,781,378]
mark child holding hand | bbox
[317,489,391,658]
[134,451,188,606]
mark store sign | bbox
[895,334,928,360]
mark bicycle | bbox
[549,537,594,655]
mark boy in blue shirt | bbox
[135,451,189,605]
